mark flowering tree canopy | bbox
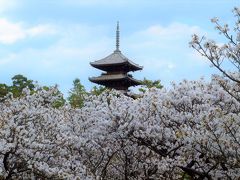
[0,76,240,179]
[0,88,92,179]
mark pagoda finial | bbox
[116,21,120,51]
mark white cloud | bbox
[27,24,56,37]
[141,23,201,37]
[0,19,25,44]
[0,0,17,13]
[0,18,56,44]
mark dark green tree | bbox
[68,78,87,108]
[0,83,9,98]
[0,75,65,108]
[90,85,107,96]
[9,74,35,97]
[0,75,36,98]
[12,74,34,90]
[139,78,163,93]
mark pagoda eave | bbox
[89,74,142,87]
[90,62,143,72]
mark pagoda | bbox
[89,22,143,92]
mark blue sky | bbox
[0,0,238,95]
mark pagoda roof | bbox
[89,74,142,86]
[90,50,142,71]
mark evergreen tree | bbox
[68,78,87,108]
[139,78,163,93]
[90,85,106,96]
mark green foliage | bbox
[52,93,66,108]
[139,78,163,93]
[0,75,36,98]
[0,75,65,108]
[12,74,35,91]
[90,85,107,96]
[10,74,35,97]
[68,78,87,108]
[0,84,9,98]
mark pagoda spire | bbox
[115,21,120,52]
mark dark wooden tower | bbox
[89,22,143,92]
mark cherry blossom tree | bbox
[74,78,240,179]
[190,7,240,102]
[0,87,92,179]
[0,78,240,179]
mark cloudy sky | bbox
[0,0,238,95]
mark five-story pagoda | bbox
[89,22,143,92]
